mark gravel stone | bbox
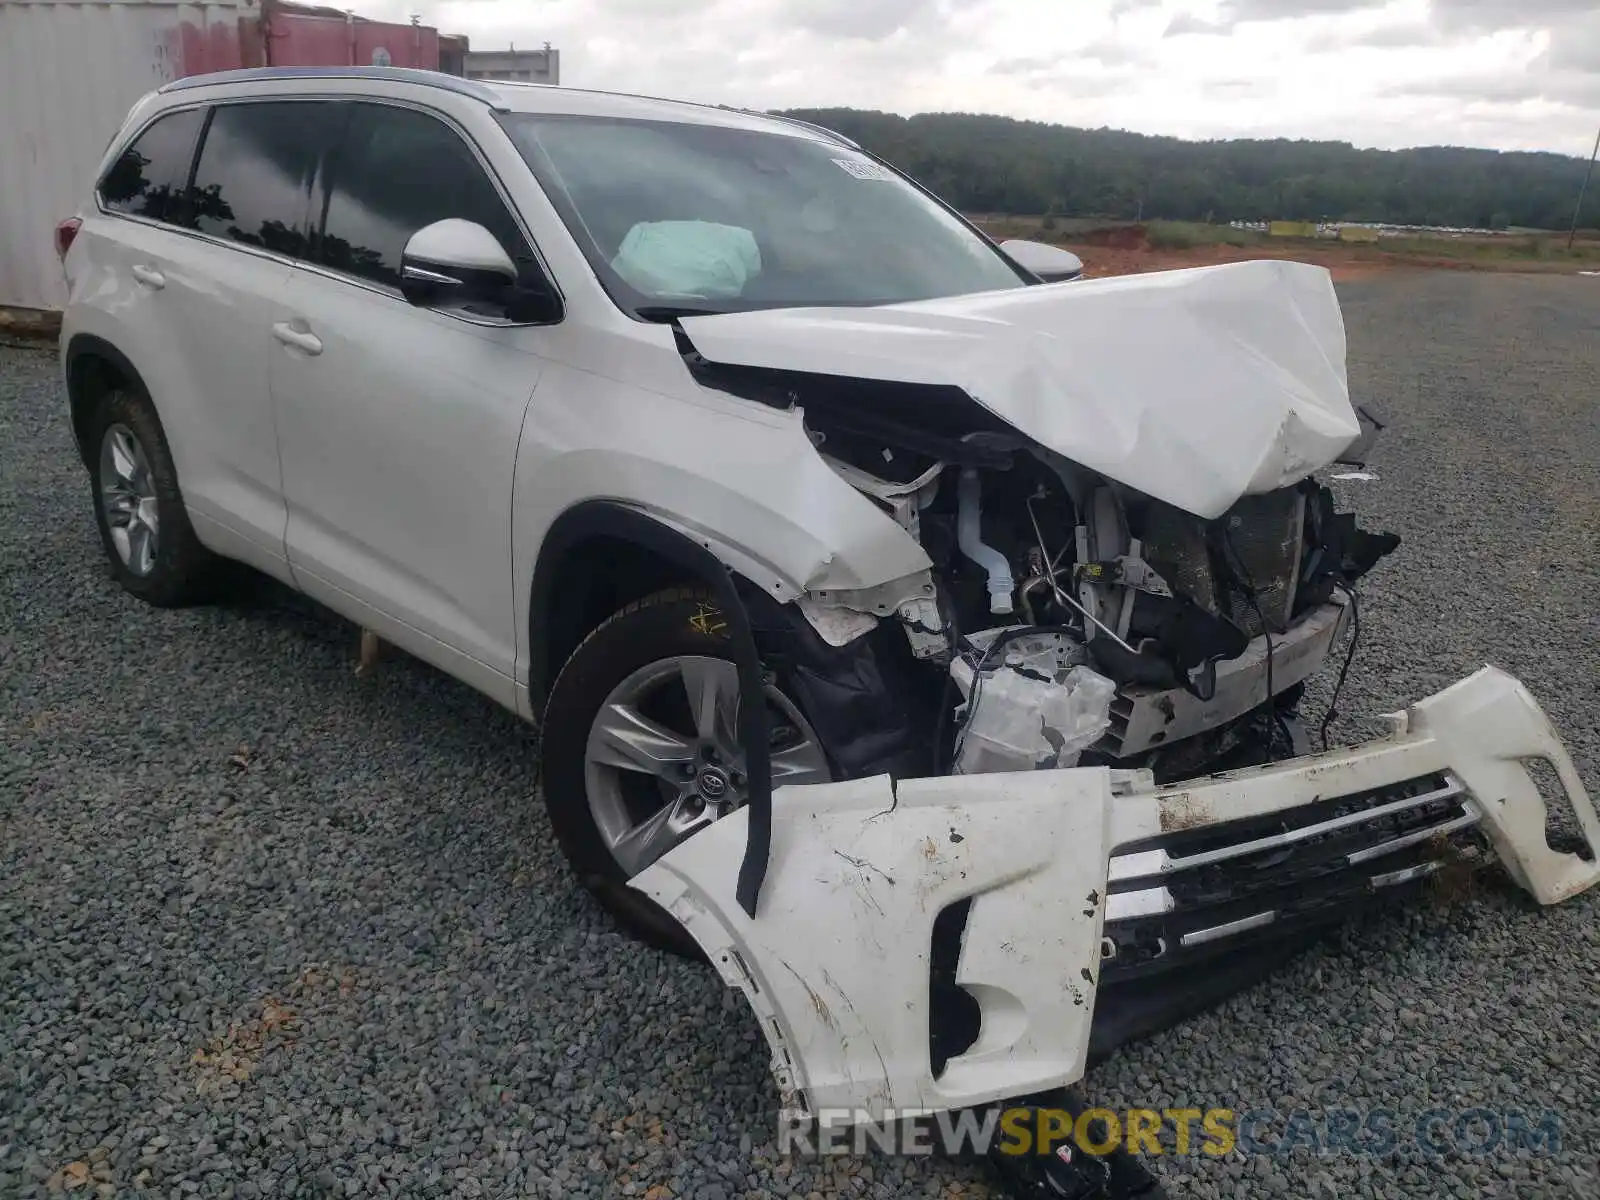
[2,269,1597,1199]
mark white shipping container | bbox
[0,0,256,314]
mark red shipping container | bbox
[261,0,441,71]
[0,0,459,312]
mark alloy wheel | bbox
[98,423,160,577]
[583,655,831,876]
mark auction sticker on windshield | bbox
[832,157,897,181]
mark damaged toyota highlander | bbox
[63,70,1599,1131]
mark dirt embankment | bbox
[978,219,1599,282]
[1060,225,1446,282]
[1068,240,1393,281]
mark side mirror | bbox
[999,238,1084,283]
[400,219,558,321]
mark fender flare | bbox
[63,334,148,464]
[528,499,776,917]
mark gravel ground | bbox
[2,270,1598,1200]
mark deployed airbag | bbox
[612,220,761,299]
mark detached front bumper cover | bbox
[632,666,1599,1124]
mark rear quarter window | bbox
[98,108,206,226]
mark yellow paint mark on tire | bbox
[690,601,728,636]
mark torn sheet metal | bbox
[794,594,879,646]
[633,666,1598,1124]
[677,260,1360,520]
[798,568,947,655]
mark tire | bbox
[85,384,226,607]
[539,587,832,955]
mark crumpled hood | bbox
[678,259,1361,519]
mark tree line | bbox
[776,108,1599,231]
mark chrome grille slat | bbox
[1369,861,1443,889]
[1345,808,1481,865]
[1099,773,1488,977]
[1108,775,1468,884]
[1180,910,1276,947]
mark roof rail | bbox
[159,66,502,105]
[157,71,861,148]
[718,106,860,150]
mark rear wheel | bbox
[539,588,832,954]
[86,385,225,606]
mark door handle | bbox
[272,321,323,356]
[130,264,165,289]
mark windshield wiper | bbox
[635,304,729,322]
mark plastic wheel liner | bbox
[632,666,1600,1124]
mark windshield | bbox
[497,113,1028,317]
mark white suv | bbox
[60,67,1598,1125]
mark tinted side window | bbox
[320,103,531,289]
[99,109,206,226]
[190,102,331,258]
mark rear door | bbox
[155,100,334,570]
[81,100,332,576]
[269,100,552,707]
[73,107,260,547]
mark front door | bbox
[269,101,551,707]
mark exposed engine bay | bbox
[630,261,1600,1148]
[683,339,1399,788]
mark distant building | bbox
[464,42,560,85]
[439,33,469,77]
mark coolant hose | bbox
[957,468,1015,614]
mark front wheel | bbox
[538,588,833,954]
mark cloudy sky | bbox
[375,0,1599,155]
